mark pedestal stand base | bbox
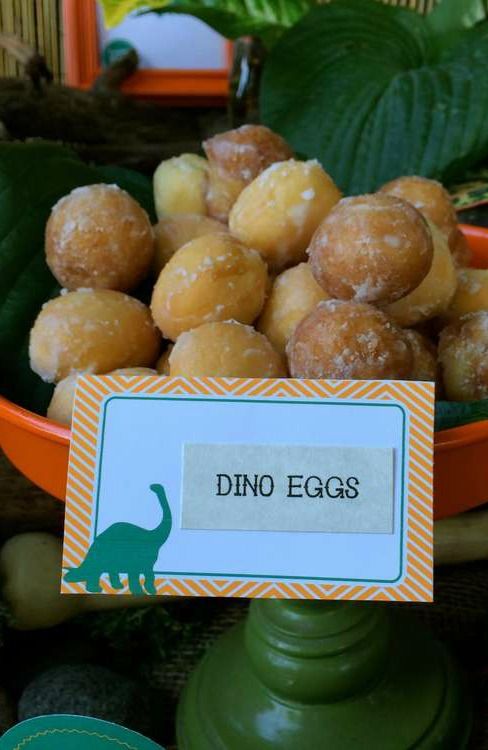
[177,601,470,749]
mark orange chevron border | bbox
[62,376,434,602]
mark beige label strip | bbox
[182,443,394,534]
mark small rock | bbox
[18,664,152,735]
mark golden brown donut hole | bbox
[203,124,294,222]
[287,300,413,381]
[47,367,156,426]
[150,233,268,341]
[169,321,286,378]
[402,330,438,383]
[379,175,459,256]
[45,184,154,292]
[229,159,341,273]
[153,154,208,219]
[439,312,488,401]
[156,345,174,375]
[383,221,457,327]
[153,214,226,274]
[308,194,433,306]
[257,262,329,356]
[444,269,488,321]
[29,289,160,383]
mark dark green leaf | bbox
[435,399,488,432]
[0,142,154,415]
[260,0,488,194]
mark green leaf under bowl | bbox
[435,399,488,432]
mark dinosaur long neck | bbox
[150,485,173,544]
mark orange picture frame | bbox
[62,0,231,103]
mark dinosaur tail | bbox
[64,563,86,582]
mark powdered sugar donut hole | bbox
[203,124,294,222]
[402,330,438,383]
[153,214,226,274]
[156,345,174,375]
[153,154,208,219]
[287,300,413,381]
[150,233,268,341]
[439,312,488,400]
[229,159,341,272]
[379,175,463,259]
[47,367,156,426]
[169,321,286,378]
[444,269,488,320]
[258,262,329,355]
[29,289,160,383]
[45,184,154,292]
[308,194,433,306]
[384,221,457,326]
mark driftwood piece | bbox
[0,76,226,173]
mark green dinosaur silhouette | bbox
[64,484,172,595]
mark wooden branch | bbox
[92,50,139,94]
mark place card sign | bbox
[61,376,435,603]
[0,715,163,749]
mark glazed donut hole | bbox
[287,300,413,381]
[402,330,438,384]
[450,228,471,267]
[309,194,433,306]
[444,269,488,321]
[439,312,488,401]
[45,184,154,292]
[383,221,457,327]
[150,233,268,341]
[153,154,208,219]
[203,124,294,222]
[258,262,329,356]
[229,159,342,273]
[169,321,286,378]
[379,175,459,250]
[29,289,160,383]
[153,214,226,274]
[156,345,174,375]
[47,367,156,426]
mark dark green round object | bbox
[102,39,135,68]
[177,600,471,749]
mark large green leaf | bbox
[0,142,154,415]
[261,0,488,194]
[100,0,314,46]
[427,0,487,36]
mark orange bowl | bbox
[1,224,488,518]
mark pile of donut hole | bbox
[28,125,487,426]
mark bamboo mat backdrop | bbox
[1,0,488,85]
[0,1,63,81]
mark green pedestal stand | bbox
[177,600,471,749]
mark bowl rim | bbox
[1,223,488,452]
